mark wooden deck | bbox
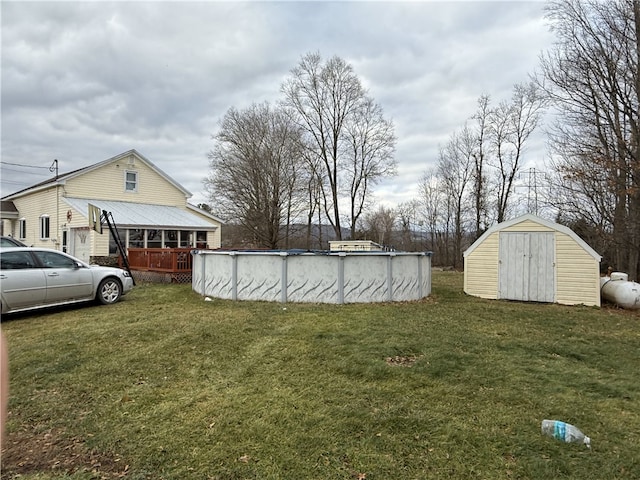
[125,248,194,273]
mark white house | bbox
[1,150,222,263]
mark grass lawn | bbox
[1,271,639,479]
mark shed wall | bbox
[555,232,600,306]
[464,232,499,299]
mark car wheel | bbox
[97,278,122,305]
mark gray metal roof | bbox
[63,197,218,229]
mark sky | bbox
[1,0,556,211]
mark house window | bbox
[18,218,26,239]
[39,215,50,239]
[125,171,138,192]
[146,229,161,248]
[165,230,178,248]
[109,228,126,255]
[179,230,191,247]
[196,231,207,248]
[128,229,144,248]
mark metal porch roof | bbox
[63,198,218,229]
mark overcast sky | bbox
[1,0,555,210]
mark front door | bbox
[498,232,555,302]
[72,228,91,263]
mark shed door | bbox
[498,232,555,302]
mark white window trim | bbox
[19,218,26,239]
[125,170,138,192]
[39,215,50,239]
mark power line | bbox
[517,167,548,215]
[0,165,52,176]
[0,161,52,169]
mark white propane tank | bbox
[600,272,640,310]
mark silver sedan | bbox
[0,247,134,314]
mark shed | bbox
[463,214,602,307]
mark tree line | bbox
[205,52,396,250]
[207,0,640,281]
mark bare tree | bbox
[302,153,324,249]
[281,52,397,240]
[205,102,305,249]
[417,170,446,256]
[395,200,422,251]
[361,205,396,247]
[539,0,640,279]
[437,126,475,268]
[489,82,546,223]
[344,97,397,238]
[471,95,491,238]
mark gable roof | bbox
[463,213,601,261]
[186,203,225,225]
[1,150,191,200]
[0,200,19,219]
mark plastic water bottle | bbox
[541,419,591,448]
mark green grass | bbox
[2,271,639,479]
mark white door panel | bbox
[499,232,554,302]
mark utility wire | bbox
[0,161,52,169]
[0,166,52,176]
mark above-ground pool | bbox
[192,250,432,304]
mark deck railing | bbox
[124,248,194,273]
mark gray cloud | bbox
[1,1,554,207]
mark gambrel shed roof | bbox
[464,214,601,261]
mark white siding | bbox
[555,232,600,306]
[10,188,61,248]
[64,155,187,206]
[464,232,499,299]
[4,151,223,257]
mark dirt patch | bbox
[385,354,424,367]
[1,425,131,479]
